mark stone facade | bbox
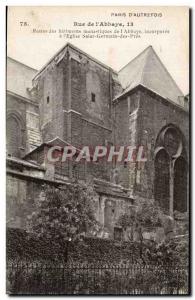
[7,58,42,156]
[6,43,189,239]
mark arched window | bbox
[154,149,170,212]
[174,157,187,212]
[7,114,25,157]
[164,128,181,157]
[154,125,188,215]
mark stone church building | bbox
[6,43,189,239]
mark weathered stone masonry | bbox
[6,43,189,239]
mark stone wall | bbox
[6,161,133,239]
[37,60,66,142]
[113,91,140,188]
[70,56,112,128]
[6,174,41,229]
[35,47,119,180]
[6,93,41,156]
[135,88,189,198]
[113,86,189,198]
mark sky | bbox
[7,6,189,95]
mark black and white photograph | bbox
[6,6,190,295]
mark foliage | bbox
[26,181,99,261]
[117,198,163,229]
[7,228,147,264]
[136,198,164,226]
[116,198,188,267]
[142,237,189,266]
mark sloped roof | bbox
[7,57,37,100]
[24,136,83,158]
[118,46,184,105]
[33,42,118,81]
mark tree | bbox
[27,181,99,263]
[117,199,163,234]
[117,199,188,266]
[117,199,164,257]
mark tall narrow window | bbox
[164,128,180,156]
[154,149,170,212]
[174,157,187,212]
[91,93,96,103]
[7,116,23,157]
[114,227,123,241]
[47,96,50,104]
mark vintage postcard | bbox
[6,6,190,295]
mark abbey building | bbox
[6,43,189,239]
